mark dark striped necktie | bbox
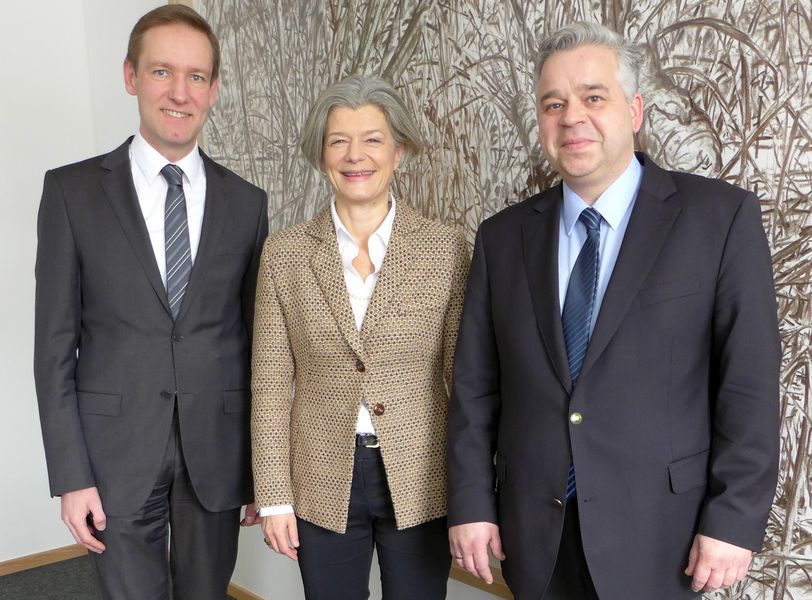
[562,206,601,500]
[161,164,192,320]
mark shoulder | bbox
[398,203,468,254]
[478,186,560,235]
[202,154,266,201]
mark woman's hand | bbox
[262,513,300,560]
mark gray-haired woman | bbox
[251,75,469,599]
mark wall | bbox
[0,0,163,563]
[201,1,812,599]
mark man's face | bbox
[536,44,643,203]
[124,23,218,162]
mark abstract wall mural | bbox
[199,1,812,597]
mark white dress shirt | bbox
[129,132,206,284]
[259,197,396,518]
[558,156,643,333]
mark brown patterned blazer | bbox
[251,201,469,533]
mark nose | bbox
[561,101,586,126]
[168,75,189,103]
[345,138,364,162]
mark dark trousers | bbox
[90,414,241,600]
[545,499,600,600]
[296,445,451,600]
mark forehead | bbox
[325,104,390,131]
[537,44,621,91]
[138,23,213,71]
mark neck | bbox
[335,195,390,242]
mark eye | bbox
[190,74,206,83]
[587,95,604,103]
[366,137,383,144]
[543,102,564,112]
[153,69,168,78]
[329,138,348,146]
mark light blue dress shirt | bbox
[558,156,644,334]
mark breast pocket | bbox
[639,274,700,307]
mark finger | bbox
[74,519,106,554]
[472,547,493,584]
[735,563,749,583]
[722,566,738,588]
[287,519,300,548]
[461,554,479,578]
[691,562,711,593]
[490,531,506,561]
[89,504,107,532]
[704,568,724,592]
[684,539,698,576]
[274,528,297,560]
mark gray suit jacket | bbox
[447,153,780,599]
[34,138,268,516]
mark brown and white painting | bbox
[198,1,812,598]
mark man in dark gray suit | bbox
[34,6,267,599]
[447,22,780,600]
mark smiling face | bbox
[536,44,643,203]
[321,104,404,209]
[124,23,218,162]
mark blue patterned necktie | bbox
[562,207,601,500]
[161,164,192,320]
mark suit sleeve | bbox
[33,170,96,496]
[446,225,501,526]
[442,231,471,393]
[250,238,296,508]
[242,190,269,351]
[698,192,781,550]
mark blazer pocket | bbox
[639,274,700,307]
[77,391,121,417]
[223,389,249,414]
[668,449,709,494]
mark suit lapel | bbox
[175,152,228,323]
[307,208,365,358]
[100,139,172,316]
[360,203,419,338]
[522,187,572,393]
[580,154,681,378]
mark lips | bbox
[162,109,191,118]
[341,170,375,179]
[561,138,593,150]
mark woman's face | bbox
[321,104,404,208]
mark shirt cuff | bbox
[258,504,294,517]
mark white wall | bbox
[0,0,162,563]
[1,2,500,597]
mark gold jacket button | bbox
[355,359,365,372]
[569,411,583,425]
[372,402,385,416]
[552,498,564,507]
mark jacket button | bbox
[173,333,183,342]
[160,391,172,400]
[372,402,385,416]
[552,498,564,507]
[356,359,365,372]
[569,412,583,425]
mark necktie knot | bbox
[161,164,184,187]
[579,207,601,233]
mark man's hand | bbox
[449,522,505,584]
[61,487,106,554]
[685,533,752,592]
[240,503,260,526]
[261,513,299,560]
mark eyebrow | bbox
[325,129,386,137]
[539,82,610,102]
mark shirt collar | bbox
[562,155,643,235]
[129,131,204,187]
[330,196,397,272]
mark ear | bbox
[394,144,405,171]
[123,60,137,96]
[629,93,644,133]
[208,77,220,108]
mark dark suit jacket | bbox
[447,153,780,600]
[34,138,268,516]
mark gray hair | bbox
[299,75,422,170]
[534,22,643,101]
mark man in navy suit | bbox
[34,6,267,598]
[447,22,780,599]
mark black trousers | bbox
[90,414,241,600]
[296,445,451,600]
[545,499,600,600]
